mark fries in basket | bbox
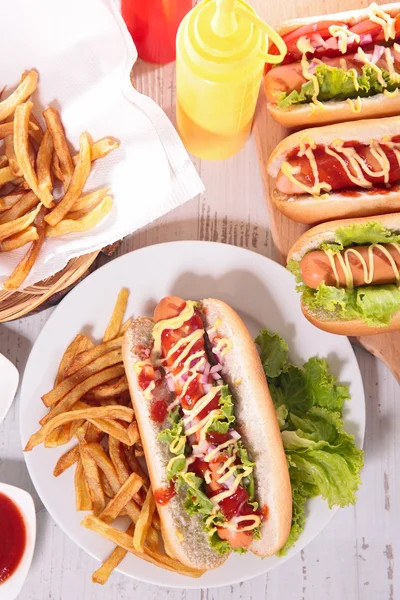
[0,70,119,289]
[24,289,205,584]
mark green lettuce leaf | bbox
[255,329,289,377]
[277,63,399,109]
[158,416,185,452]
[304,358,350,412]
[180,473,214,515]
[335,221,400,247]
[166,455,186,480]
[206,385,235,434]
[276,404,289,429]
[270,365,312,416]
[236,441,256,501]
[208,531,231,555]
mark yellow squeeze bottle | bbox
[176,0,286,160]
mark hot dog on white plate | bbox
[287,213,400,335]
[265,3,400,127]
[123,297,292,570]
[267,116,400,224]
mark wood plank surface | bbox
[0,2,398,599]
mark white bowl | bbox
[0,354,19,425]
[0,483,36,600]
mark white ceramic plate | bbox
[0,354,19,425]
[20,241,365,589]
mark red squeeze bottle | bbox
[121,0,195,64]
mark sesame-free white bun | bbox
[267,117,400,224]
[287,213,400,335]
[123,299,292,570]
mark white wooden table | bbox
[0,57,399,600]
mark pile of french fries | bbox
[0,69,119,289]
[24,289,205,583]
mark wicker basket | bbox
[0,252,99,322]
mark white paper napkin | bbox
[0,0,204,289]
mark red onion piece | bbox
[210,364,222,374]
[203,383,212,394]
[230,430,241,440]
[165,375,175,392]
[324,37,338,50]
[371,44,385,64]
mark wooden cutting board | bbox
[252,0,400,383]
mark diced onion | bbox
[223,475,235,489]
[230,430,241,440]
[165,374,175,392]
[203,383,212,393]
[312,33,327,49]
[212,372,221,381]
[193,441,208,456]
[210,364,222,374]
[325,37,338,50]
[371,44,385,64]
[360,33,373,45]
[181,372,189,382]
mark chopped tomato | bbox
[349,19,382,38]
[161,328,182,357]
[138,364,155,390]
[197,393,220,420]
[181,378,204,410]
[219,486,249,520]
[206,430,232,445]
[283,20,343,44]
[188,457,208,478]
[396,14,400,34]
[149,399,168,423]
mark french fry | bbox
[5,133,22,177]
[42,348,122,408]
[81,516,205,578]
[99,470,115,499]
[37,130,54,204]
[0,193,24,213]
[64,336,122,378]
[127,421,140,445]
[69,188,110,213]
[0,166,15,187]
[0,122,39,141]
[99,472,143,524]
[24,404,133,451]
[3,204,46,290]
[85,418,133,445]
[13,101,54,208]
[92,524,135,585]
[73,137,120,165]
[103,289,129,342]
[0,191,39,225]
[0,203,40,241]
[0,69,38,122]
[46,195,112,237]
[53,445,79,477]
[67,194,105,221]
[108,438,148,507]
[121,445,149,486]
[119,318,132,336]
[80,444,105,515]
[44,419,85,447]
[43,107,74,188]
[28,113,44,146]
[45,132,91,226]
[87,376,128,401]
[52,151,63,181]
[133,488,156,552]
[55,334,94,386]
[0,227,38,252]
[0,155,8,169]
[75,458,93,511]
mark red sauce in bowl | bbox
[0,492,26,584]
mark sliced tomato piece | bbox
[349,19,382,38]
[282,20,343,43]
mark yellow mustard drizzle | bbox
[296,35,316,55]
[324,243,400,290]
[218,515,262,532]
[152,301,197,358]
[183,385,223,424]
[211,467,253,505]
[214,337,233,356]
[301,55,323,106]
[328,25,360,54]
[384,47,400,84]
[369,3,396,41]
[346,97,362,112]
[165,329,204,367]
[143,380,156,399]
[356,47,387,87]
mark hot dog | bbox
[267,116,400,224]
[287,213,400,335]
[265,3,400,127]
[123,297,292,570]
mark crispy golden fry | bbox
[5,133,22,177]
[46,195,112,237]
[133,488,156,552]
[108,438,147,507]
[0,227,38,252]
[81,516,205,578]
[43,107,74,188]
[119,318,132,336]
[64,336,122,379]
[44,419,85,447]
[67,195,105,221]
[3,205,46,290]
[0,203,40,241]
[52,151,63,181]
[127,421,140,445]
[99,472,143,524]
[88,376,128,401]
[42,348,122,408]
[83,443,158,546]
[24,403,133,451]
[45,132,91,226]
[37,130,54,204]
[53,445,79,477]
[0,193,23,213]
[0,70,38,122]
[40,364,126,424]
[13,101,54,208]
[0,155,8,169]
[121,445,149,487]
[75,457,93,511]
[69,189,110,213]
[92,523,135,585]
[28,113,44,146]
[55,334,95,386]
[80,444,105,515]
[73,138,120,166]
[85,417,133,445]
[103,288,129,342]
[0,122,39,140]
[0,191,39,225]
[99,470,115,499]
[0,166,15,187]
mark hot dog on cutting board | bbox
[123,297,292,570]
[265,3,400,127]
[287,213,400,335]
[267,116,400,224]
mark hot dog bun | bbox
[123,299,292,570]
[265,3,400,127]
[287,213,400,335]
[268,116,400,224]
